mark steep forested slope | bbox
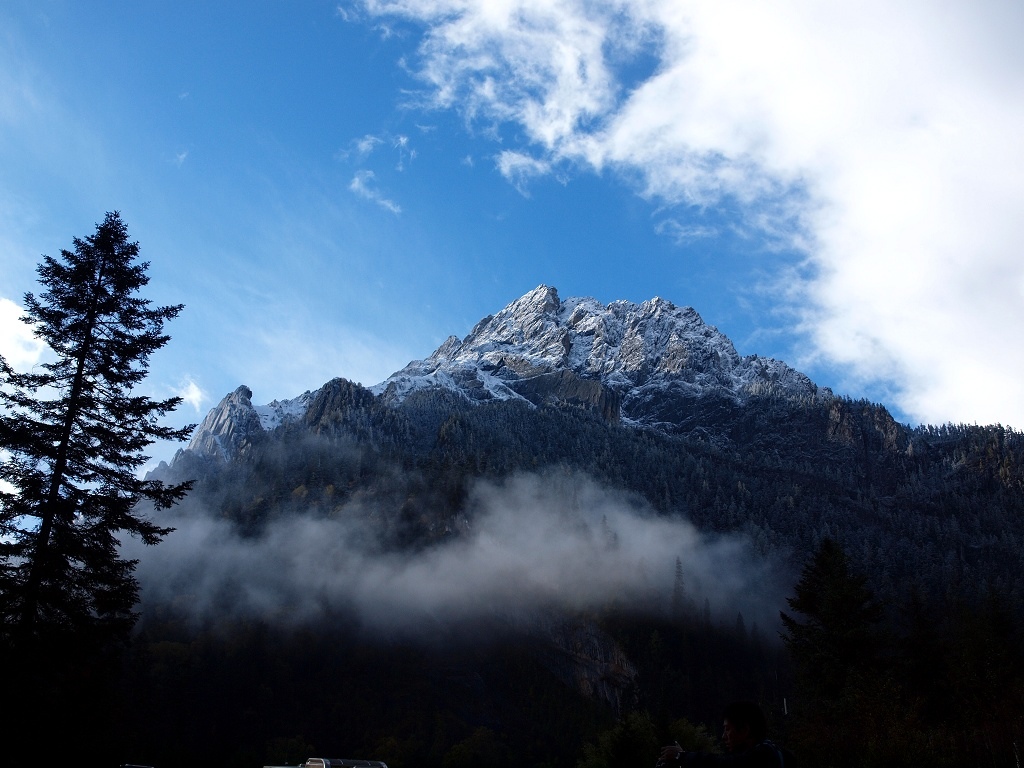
[157,378,1024,612]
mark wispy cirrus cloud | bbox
[356,133,384,156]
[495,150,551,197]
[393,134,417,170]
[655,219,718,246]
[349,169,401,213]
[338,132,416,171]
[355,0,1024,427]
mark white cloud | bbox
[356,133,384,155]
[495,150,551,196]
[393,134,416,170]
[349,169,402,213]
[358,0,1024,428]
[0,296,44,371]
[655,219,718,245]
[174,376,207,412]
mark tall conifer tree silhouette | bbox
[0,212,193,647]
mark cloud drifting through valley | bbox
[126,472,784,637]
[352,0,1024,428]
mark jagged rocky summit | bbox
[177,285,831,464]
[373,284,827,424]
[183,385,314,462]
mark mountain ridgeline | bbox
[133,285,1024,767]
[155,285,1023,612]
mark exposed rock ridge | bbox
[185,385,314,463]
[187,385,264,462]
[373,285,828,426]
[178,284,831,464]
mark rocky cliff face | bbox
[183,385,313,463]
[186,385,265,462]
[374,285,829,428]
[534,616,638,716]
[174,285,838,465]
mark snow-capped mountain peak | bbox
[372,285,826,427]
[180,285,830,464]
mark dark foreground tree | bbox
[780,538,895,766]
[780,538,883,700]
[0,211,193,649]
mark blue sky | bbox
[2,0,1023,467]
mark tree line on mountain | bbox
[2,213,1022,766]
[134,376,1024,766]
[165,375,1024,616]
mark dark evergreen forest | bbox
[8,378,1024,767]
[179,380,1024,611]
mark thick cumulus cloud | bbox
[127,472,783,636]
[354,0,1024,428]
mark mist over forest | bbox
[128,469,787,637]
[102,377,1024,767]
[6,275,1024,766]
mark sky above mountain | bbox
[2,0,1023,460]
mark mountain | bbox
[176,285,832,466]
[155,283,1023,610]
[179,384,314,463]
[136,284,1024,768]
[373,285,827,429]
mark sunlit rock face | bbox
[373,284,829,428]
[177,284,837,465]
[185,385,314,462]
[186,385,264,462]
